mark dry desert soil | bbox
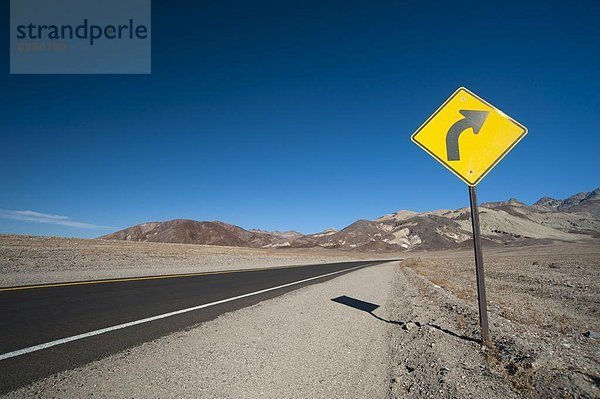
[397,242,600,398]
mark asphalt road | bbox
[0,260,388,394]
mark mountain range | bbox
[101,188,600,252]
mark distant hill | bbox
[533,188,600,219]
[101,188,600,251]
[101,220,274,247]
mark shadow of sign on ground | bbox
[331,295,404,325]
[331,295,479,344]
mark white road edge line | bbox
[0,263,371,361]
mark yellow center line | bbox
[0,260,385,293]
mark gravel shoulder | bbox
[4,262,398,399]
[0,235,396,287]
[387,266,517,398]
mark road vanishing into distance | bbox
[0,260,390,393]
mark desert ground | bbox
[1,236,598,398]
[395,243,599,398]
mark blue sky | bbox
[1,0,599,238]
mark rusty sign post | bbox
[411,87,527,344]
[468,185,489,342]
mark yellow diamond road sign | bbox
[411,87,527,186]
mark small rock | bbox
[583,331,600,339]
[403,322,418,331]
[548,262,560,269]
[532,261,539,266]
[505,363,519,375]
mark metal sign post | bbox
[468,185,489,343]
[411,87,527,345]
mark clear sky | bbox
[1,0,599,238]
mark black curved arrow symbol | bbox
[446,110,489,161]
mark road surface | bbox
[0,260,388,394]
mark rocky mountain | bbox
[533,188,600,219]
[101,188,600,252]
[250,229,303,240]
[101,219,275,248]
